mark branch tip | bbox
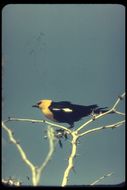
[118,95,124,100]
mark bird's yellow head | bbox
[32,99,52,110]
[32,99,56,121]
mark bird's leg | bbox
[55,129,64,138]
[58,139,63,148]
[91,110,97,120]
[63,132,68,140]
[55,129,68,139]
[55,129,69,148]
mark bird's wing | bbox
[49,101,75,125]
[49,101,73,113]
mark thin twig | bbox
[76,92,125,133]
[90,172,114,185]
[36,126,56,184]
[7,117,71,133]
[78,120,125,138]
[112,92,125,110]
[76,109,111,133]
[113,110,125,116]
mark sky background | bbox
[2,4,125,186]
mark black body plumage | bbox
[48,101,108,128]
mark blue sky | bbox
[2,4,125,186]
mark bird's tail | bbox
[87,104,113,114]
[94,107,110,114]
[88,104,98,109]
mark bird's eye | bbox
[37,101,41,105]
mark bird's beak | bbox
[32,104,39,108]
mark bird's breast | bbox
[42,108,56,122]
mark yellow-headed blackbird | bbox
[32,100,110,128]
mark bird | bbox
[32,99,111,128]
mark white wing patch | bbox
[62,108,73,112]
[52,108,73,112]
[52,108,60,111]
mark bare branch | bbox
[2,122,57,186]
[61,131,79,187]
[76,92,125,133]
[90,172,114,185]
[36,126,56,183]
[113,110,125,116]
[2,121,37,186]
[112,92,125,110]
[7,117,71,134]
[78,120,125,138]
